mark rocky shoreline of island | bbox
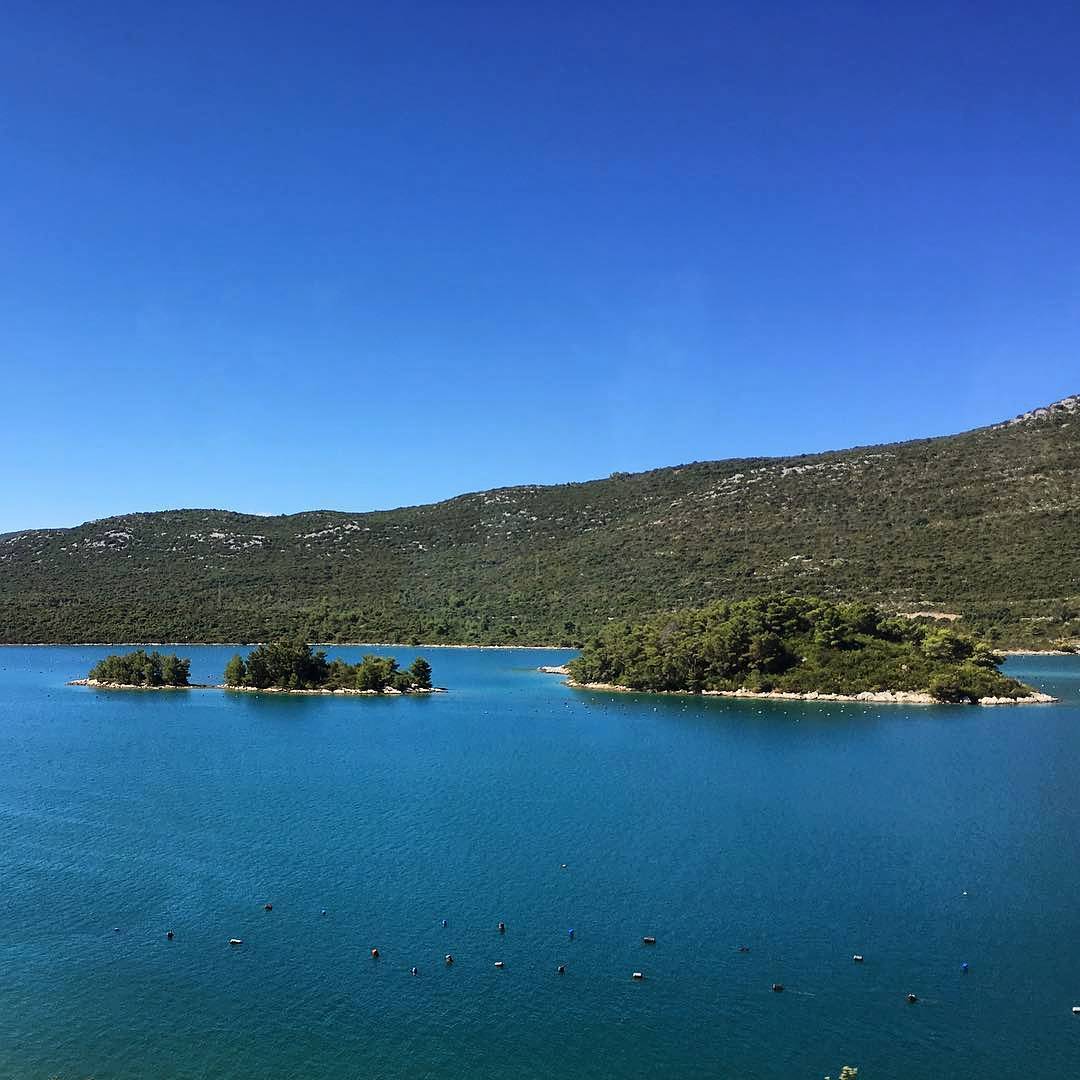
[221,684,445,696]
[537,664,1057,705]
[557,678,1056,705]
[68,678,212,690]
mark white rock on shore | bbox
[565,681,1057,706]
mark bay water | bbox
[1,646,1078,1079]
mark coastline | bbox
[68,678,445,696]
[999,648,1076,656]
[220,685,445,696]
[19,641,569,650]
[9,641,1074,654]
[561,679,1057,706]
[67,679,213,690]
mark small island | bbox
[70,642,440,695]
[223,640,437,694]
[565,596,1054,705]
[70,649,195,689]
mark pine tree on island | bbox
[88,650,191,687]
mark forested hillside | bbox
[2,396,1078,647]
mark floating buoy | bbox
[494,961,505,969]
[853,954,864,963]
[445,954,454,965]
[738,945,751,953]
[557,964,566,975]
[371,947,380,959]
[561,863,568,869]
[411,966,418,976]
[264,903,273,912]
[166,930,174,941]
[498,922,506,933]
[642,936,656,945]
[229,938,243,946]
[907,993,918,1004]
[1072,1005,1080,1015]
[321,910,327,916]
[632,971,644,980]
[442,919,448,928]
[568,928,575,939]
[772,983,784,993]
[113,927,120,933]
[961,962,969,973]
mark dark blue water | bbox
[1,646,1078,1079]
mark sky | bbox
[2,1,1078,532]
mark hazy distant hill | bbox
[2,397,1078,647]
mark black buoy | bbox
[738,945,751,953]
[445,953,454,965]
[772,983,784,993]
[371,947,380,959]
[907,993,918,1004]
[557,964,566,975]
[442,919,448,928]
[166,930,174,940]
[411,966,418,976]
[498,921,506,933]
[264,903,273,912]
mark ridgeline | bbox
[2,396,1078,647]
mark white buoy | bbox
[632,971,644,980]
[494,960,505,968]
[229,938,243,946]
[1073,1005,1080,1015]
[853,954,864,963]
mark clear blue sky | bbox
[2,2,1078,532]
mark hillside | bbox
[2,396,1078,647]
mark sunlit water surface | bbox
[1,646,1078,1079]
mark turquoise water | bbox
[1,647,1079,1079]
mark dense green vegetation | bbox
[88,650,191,687]
[567,596,1035,702]
[223,640,434,692]
[3,397,1078,647]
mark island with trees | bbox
[69,642,439,695]
[222,640,438,694]
[565,596,1054,704]
[72,649,194,688]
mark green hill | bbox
[2,395,1078,647]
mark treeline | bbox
[88,650,191,687]
[223,639,433,692]
[567,596,1034,702]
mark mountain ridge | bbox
[2,396,1078,647]
[10,394,1078,536]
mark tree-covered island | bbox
[567,596,1053,704]
[223,640,436,693]
[81,649,192,687]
